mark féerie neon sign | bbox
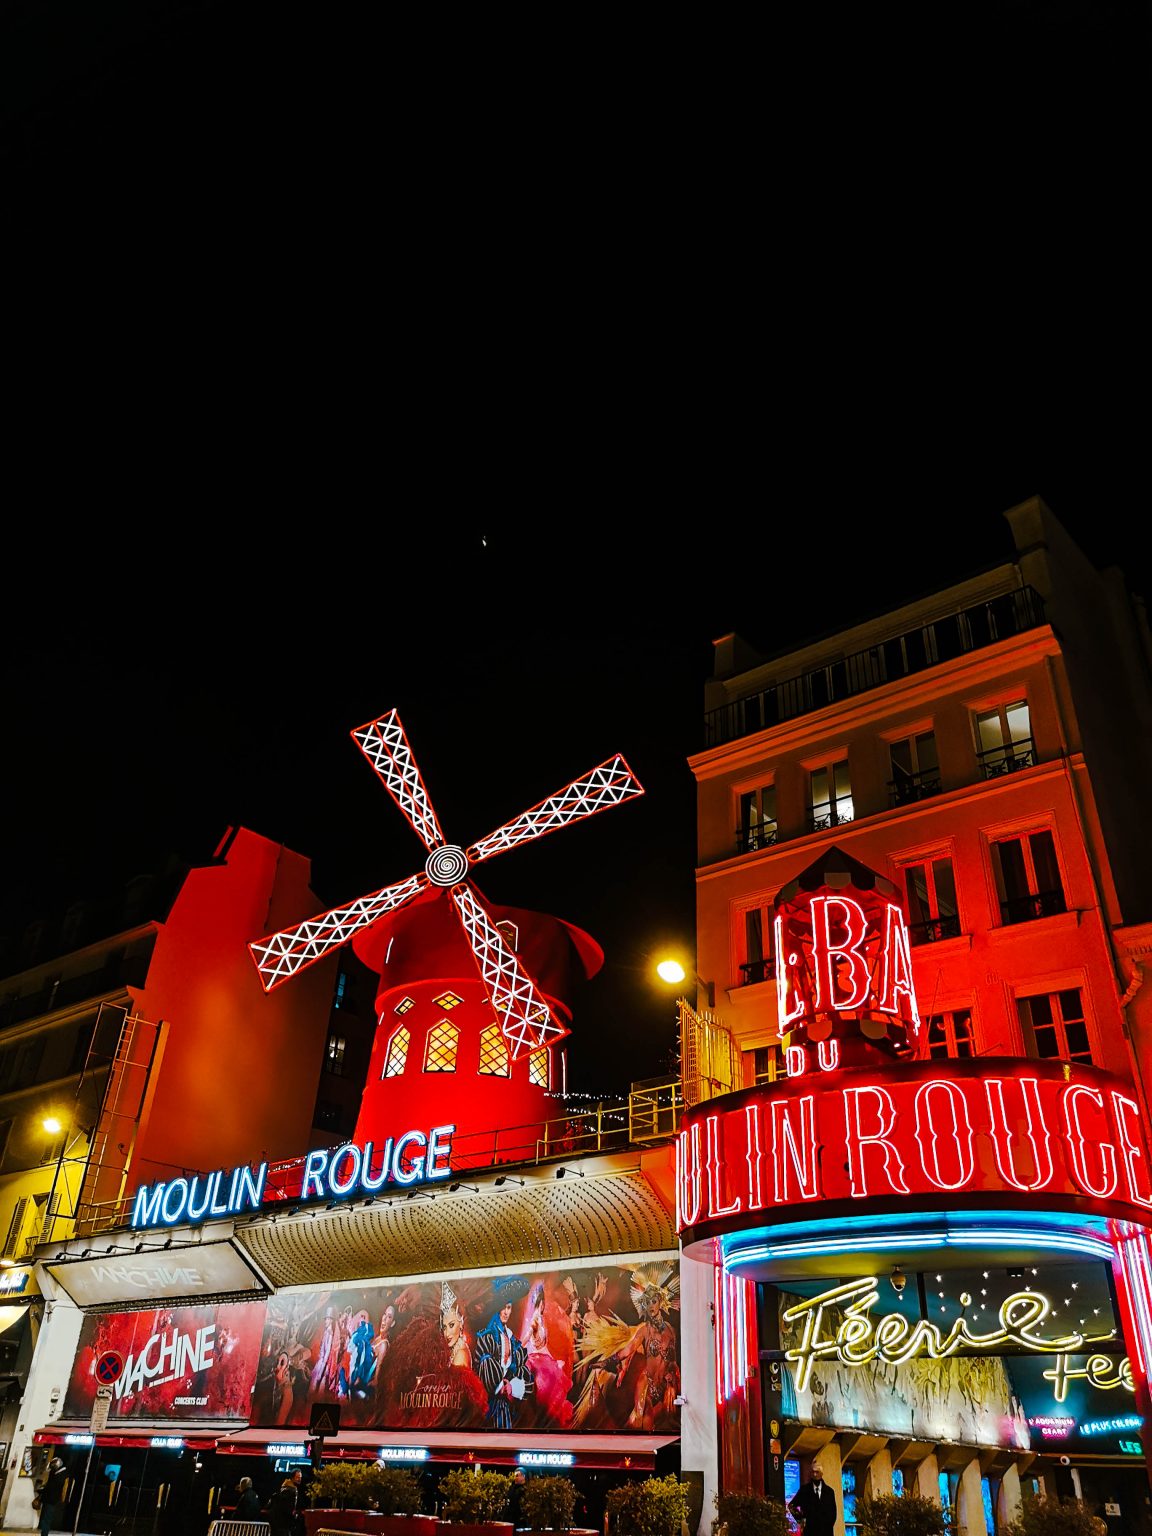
[130,1123,455,1229]
[676,1059,1152,1231]
[781,1276,1118,1390]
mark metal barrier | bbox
[207,1521,271,1536]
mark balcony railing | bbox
[736,825,779,854]
[889,770,943,807]
[705,585,1046,748]
[807,809,854,834]
[999,888,1067,925]
[978,739,1036,779]
[908,915,963,945]
[739,958,776,986]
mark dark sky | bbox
[2,2,1148,1093]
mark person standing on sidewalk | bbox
[36,1455,68,1536]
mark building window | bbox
[926,1009,975,1059]
[433,992,463,1011]
[749,1045,782,1084]
[334,971,348,1009]
[975,700,1034,778]
[3,1193,47,1262]
[496,921,519,950]
[889,730,941,806]
[393,996,415,1015]
[991,829,1066,924]
[739,903,776,986]
[809,760,853,832]
[528,1049,549,1088]
[383,1026,410,1078]
[1018,988,1092,1064]
[425,1021,460,1073]
[478,1025,510,1076]
[738,786,778,852]
[903,855,960,943]
[325,1031,346,1076]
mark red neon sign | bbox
[677,1059,1152,1234]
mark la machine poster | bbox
[64,1301,267,1421]
[255,1260,681,1434]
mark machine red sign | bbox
[676,1058,1152,1234]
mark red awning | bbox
[35,1423,232,1449]
[215,1427,677,1470]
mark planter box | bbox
[308,1513,365,1536]
[435,1523,515,1536]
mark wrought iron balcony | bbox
[807,809,854,834]
[739,958,776,986]
[737,825,779,854]
[978,739,1036,779]
[908,915,963,946]
[705,585,1046,748]
[889,770,943,807]
[999,888,1067,925]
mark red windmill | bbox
[249,709,644,1156]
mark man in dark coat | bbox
[789,1465,837,1535]
[37,1455,68,1536]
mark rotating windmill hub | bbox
[247,708,644,1058]
[426,845,468,885]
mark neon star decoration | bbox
[248,709,643,1057]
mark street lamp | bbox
[656,958,715,1011]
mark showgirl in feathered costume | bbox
[571,1263,681,1431]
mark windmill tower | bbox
[249,709,643,1160]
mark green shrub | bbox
[364,1465,425,1516]
[310,1462,368,1509]
[712,1490,790,1536]
[440,1469,514,1524]
[308,1463,424,1514]
[1003,1498,1107,1536]
[606,1475,689,1536]
[856,1494,948,1536]
[520,1476,578,1532]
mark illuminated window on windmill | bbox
[393,997,415,1015]
[497,921,519,949]
[528,1049,549,1087]
[425,1021,460,1072]
[478,1026,510,1076]
[383,1027,410,1078]
[433,991,463,1011]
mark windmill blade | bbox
[466,754,644,866]
[249,872,428,991]
[351,709,446,853]
[451,883,570,1058]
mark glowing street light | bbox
[656,958,715,1011]
[42,1117,62,1135]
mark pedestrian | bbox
[35,1455,68,1536]
[236,1476,261,1521]
[788,1464,837,1535]
[269,1472,305,1536]
[509,1469,527,1528]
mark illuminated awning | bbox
[34,1423,230,1449]
[0,1305,30,1337]
[216,1427,678,1470]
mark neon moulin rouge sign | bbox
[130,1124,455,1229]
[676,1058,1152,1233]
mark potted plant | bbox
[606,1475,689,1536]
[855,1494,947,1536]
[520,1475,578,1534]
[307,1464,436,1536]
[712,1490,789,1536]
[1002,1498,1109,1536]
[436,1469,515,1536]
[306,1463,371,1535]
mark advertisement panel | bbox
[63,1299,267,1422]
[776,1261,1128,1450]
[256,1259,680,1434]
[48,1244,263,1308]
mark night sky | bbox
[3,2,1147,1094]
